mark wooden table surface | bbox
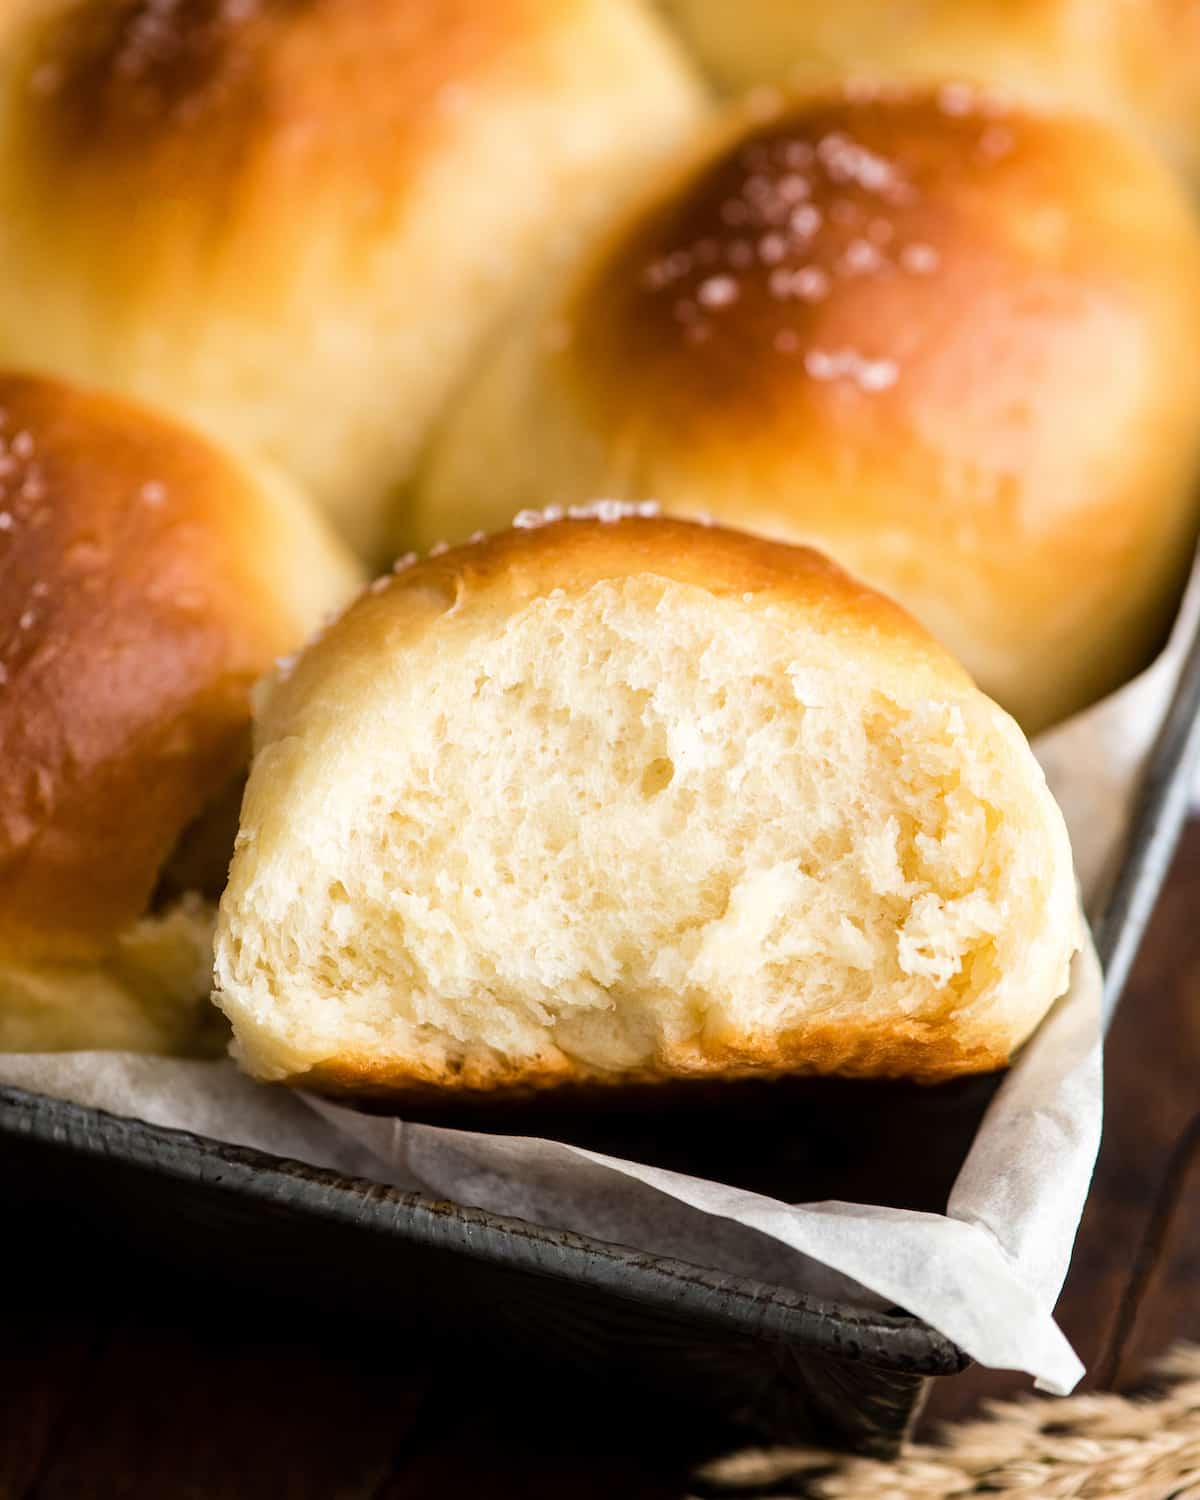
[4,822,1200,1499]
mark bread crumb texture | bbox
[0,894,225,1054]
[215,521,1079,1096]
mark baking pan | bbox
[4,611,1200,1457]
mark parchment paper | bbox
[7,555,1199,1394]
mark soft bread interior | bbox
[0,896,224,1055]
[216,573,1077,1089]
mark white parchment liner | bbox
[5,554,1200,1394]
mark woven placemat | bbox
[691,1345,1200,1499]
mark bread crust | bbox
[283,1015,1013,1101]
[0,371,358,964]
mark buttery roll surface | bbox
[411,89,1200,733]
[654,0,1200,186]
[214,513,1080,1101]
[0,0,704,558]
[0,372,361,1054]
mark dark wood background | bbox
[5,822,1199,1499]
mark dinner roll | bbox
[0,0,704,559]
[214,512,1080,1100]
[411,89,1200,733]
[0,373,360,1054]
[654,0,1200,185]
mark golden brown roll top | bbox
[411,88,1200,732]
[0,0,705,558]
[0,372,360,1052]
[654,0,1200,187]
[215,513,1080,1099]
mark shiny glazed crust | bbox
[0,371,359,964]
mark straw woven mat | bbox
[691,1344,1200,1499]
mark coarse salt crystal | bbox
[900,243,939,274]
[841,238,883,275]
[777,174,811,203]
[858,358,898,391]
[513,506,563,529]
[789,204,821,238]
[570,499,660,523]
[771,265,830,302]
[818,134,899,195]
[697,275,739,308]
[805,349,838,381]
[768,267,794,300]
[793,266,830,301]
[513,500,658,530]
[938,82,974,117]
[978,124,1015,159]
[804,348,899,391]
